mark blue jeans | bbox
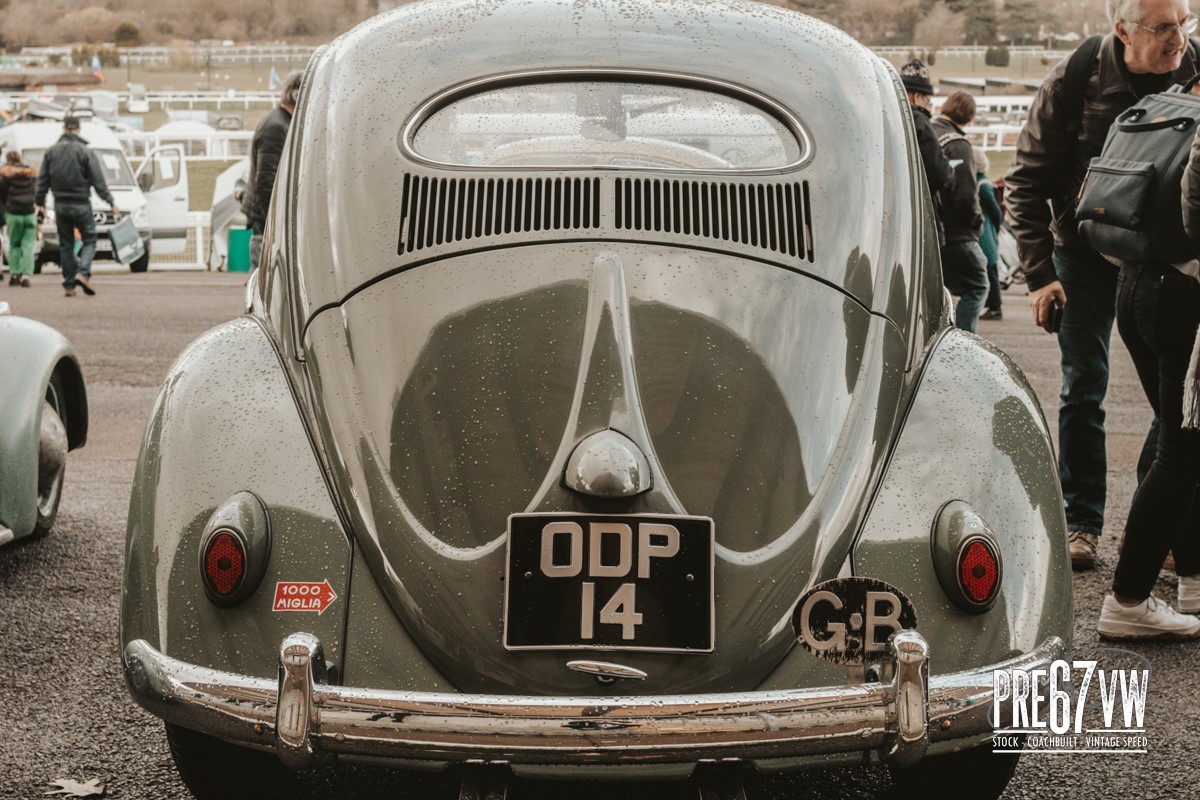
[1053,248,1158,536]
[941,240,989,333]
[55,202,96,290]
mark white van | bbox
[0,120,187,272]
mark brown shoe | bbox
[1068,530,1098,570]
[63,288,76,297]
[74,274,96,296]
[19,276,30,287]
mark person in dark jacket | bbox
[1005,0,1199,577]
[0,150,39,286]
[35,116,120,297]
[976,149,1004,320]
[242,70,302,269]
[932,91,988,333]
[899,59,953,228]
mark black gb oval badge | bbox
[792,578,917,664]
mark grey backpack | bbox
[1076,82,1200,263]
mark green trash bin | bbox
[227,228,252,272]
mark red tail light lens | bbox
[959,538,999,604]
[203,530,246,598]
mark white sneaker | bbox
[1097,594,1200,640]
[1179,575,1200,615]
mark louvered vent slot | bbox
[398,175,601,254]
[613,178,814,262]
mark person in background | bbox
[976,149,1004,321]
[898,59,953,236]
[35,116,119,297]
[1005,0,1197,574]
[242,70,303,269]
[932,90,988,333]
[0,150,38,287]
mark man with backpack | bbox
[1006,0,1199,578]
[932,91,988,333]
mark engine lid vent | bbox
[397,174,814,264]
[614,178,813,262]
[398,175,601,253]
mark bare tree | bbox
[913,1,967,49]
[54,6,116,43]
[0,2,45,47]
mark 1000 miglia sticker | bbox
[273,580,338,614]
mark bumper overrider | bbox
[124,633,1066,770]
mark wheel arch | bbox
[0,316,87,539]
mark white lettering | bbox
[588,522,632,578]
[1048,661,1071,734]
[1119,670,1149,728]
[540,522,584,578]
[637,524,680,579]
[799,590,845,652]
[1030,669,1047,728]
[1072,660,1097,733]
[864,591,902,653]
[580,582,595,639]
[992,671,1011,730]
[1011,669,1031,729]
[599,583,643,640]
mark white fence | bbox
[18,44,316,68]
[151,211,218,269]
[22,43,1070,68]
[119,130,252,159]
[872,45,1075,59]
[3,89,280,111]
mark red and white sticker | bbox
[273,580,338,614]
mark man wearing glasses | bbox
[1006,0,1199,572]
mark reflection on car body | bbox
[120,1,1072,798]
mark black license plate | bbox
[503,513,714,653]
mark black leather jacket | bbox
[35,132,115,208]
[241,105,293,231]
[1006,34,1200,290]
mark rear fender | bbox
[121,317,353,681]
[851,330,1073,668]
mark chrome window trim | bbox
[399,69,813,174]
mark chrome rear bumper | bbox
[124,633,1066,770]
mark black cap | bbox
[899,59,935,96]
[63,115,81,130]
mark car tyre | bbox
[886,737,1022,800]
[166,723,298,799]
[130,248,150,273]
[33,374,68,536]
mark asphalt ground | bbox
[0,271,1196,799]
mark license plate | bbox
[95,238,112,252]
[503,513,714,653]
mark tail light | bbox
[932,500,1002,613]
[197,491,272,607]
[959,537,1000,605]
[203,530,247,599]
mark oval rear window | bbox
[408,78,805,171]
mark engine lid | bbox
[300,243,907,694]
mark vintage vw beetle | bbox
[121,1,1071,797]
[0,305,88,546]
